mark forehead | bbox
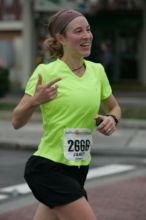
[66,16,89,30]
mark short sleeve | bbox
[98,64,112,100]
[25,64,46,96]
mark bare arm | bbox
[101,94,121,121]
[12,94,39,129]
[96,94,121,136]
[12,75,61,129]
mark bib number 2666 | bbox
[64,128,92,161]
[68,139,90,152]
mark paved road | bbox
[0,92,146,219]
[0,147,146,220]
[0,170,146,220]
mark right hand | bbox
[95,115,116,136]
[32,74,62,106]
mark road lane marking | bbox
[0,195,8,200]
[0,183,31,194]
[0,164,135,201]
[87,164,135,179]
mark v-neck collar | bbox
[57,59,87,80]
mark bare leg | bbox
[54,197,97,220]
[33,202,60,220]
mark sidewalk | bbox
[0,92,146,156]
[0,112,146,157]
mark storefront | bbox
[1,0,146,91]
[86,10,143,84]
[34,6,144,86]
[0,0,23,91]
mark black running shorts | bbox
[24,155,89,208]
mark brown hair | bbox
[43,9,83,59]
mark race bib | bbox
[64,128,93,161]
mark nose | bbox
[83,31,89,37]
[82,31,93,40]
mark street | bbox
[1,148,146,189]
[0,148,146,219]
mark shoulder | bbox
[34,60,59,80]
[85,60,109,83]
[85,59,104,70]
[40,59,63,75]
[85,59,106,77]
[38,59,59,71]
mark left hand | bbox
[95,115,116,136]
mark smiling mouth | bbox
[80,43,91,48]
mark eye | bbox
[75,29,82,33]
[87,27,91,32]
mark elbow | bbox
[12,123,20,130]
[12,115,26,130]
[12,118,20,129]
[12,110,21,129]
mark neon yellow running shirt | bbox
[25,59,112,166]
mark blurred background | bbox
[0,2,146,219]
[0,0,146,119]
[0,0,146,92]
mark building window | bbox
[0,0,22,21]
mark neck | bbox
[71,64,84,71]
[61,57,84,71]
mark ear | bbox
[55,33,65,46]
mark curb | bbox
[0,142,35,151]
[0,111,146,129]
[91,148,146,157]
[119,119,146,129]
[1,142,146,157]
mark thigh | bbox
[54,197,97,220]
[33,203,59,220]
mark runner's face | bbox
[62,16,93,58]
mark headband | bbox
[51,9,83,35]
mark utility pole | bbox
[21,0,35,90]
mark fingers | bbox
[36,75,61,89]
[47,77,62,87]
[36,74,42,87]
[100,126,115,136]
[41,82,59,102]
[96,115,116,136]
[34,75,61,105]
[106,127,114,136]
[46,89,58,100]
